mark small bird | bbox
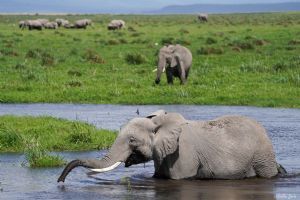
[136,109,139,115]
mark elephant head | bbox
[57,110,186,182]
[155,45,179,84]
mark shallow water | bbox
[0,104,300,199]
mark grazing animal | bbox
[198,13,208,22]
[155,44,192,85]
[44,22,58,29]
[107,20,125,30]
[25,20,43,30]
[19,21,26,29]
[74,19,92,29]
[58,110,285,182]
[55,19,70,27]
[36,18,49,27]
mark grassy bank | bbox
[0,115,116,152]
[0,13,299,107]
[0,115,116,167]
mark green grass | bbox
[0,115,116,152]
[0,13,299,107]
[23,138,66,168]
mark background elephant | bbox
[19,20,25,29]
[25,20,43,30]
[198,13,208,22]
[36,18,49,27]
[44,22,58,29]
[74,19,91,29]
[58,110,285,182]
[55,18,69,27]
[107,19,125,30]
[155,44,192,85]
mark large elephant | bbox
[155,44,192,85]
[25,20,43,30]
[58,110,285,182]
[107,19,125,30]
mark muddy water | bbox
[0,104,300,199]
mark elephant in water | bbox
[58,110,286,182]
[107,19,125,30]
[155,44,192,85]
[198,13,208,22]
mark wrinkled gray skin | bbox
[198,13,208,22]
[24,20,43,30]
[44,22,58,29]
[58,110,285,182]
[55,19,69,27]
[156,44,192,85]
[108,19,125,30]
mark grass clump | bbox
[206,37,218,44]
[66,80,82,87]
[125,52,147,65]
[197,47,224,55]
[288,39,300,45]
[24,138,65,168]
[84,49,105,64]
[40,52,56,67]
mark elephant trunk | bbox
[155,56,166,84]
[57,139,131,182]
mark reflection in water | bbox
[0,104,300,199]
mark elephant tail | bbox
[277,163,287,174]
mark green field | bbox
[0,13,299,107]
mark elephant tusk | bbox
[88,161,122,173]
[152,68,165,73]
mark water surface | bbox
[0,104,299,199]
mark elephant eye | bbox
[153,125,162,134]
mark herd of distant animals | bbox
[18,14,209,85]
[19,18,126,30]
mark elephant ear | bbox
[153,124,182,163]
[146,110,167,119]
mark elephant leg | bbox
[185,68,190,79]
[166,68,173,84]
[253,151,278,178]
[177,59,186,84]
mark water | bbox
[0,104,300,199]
